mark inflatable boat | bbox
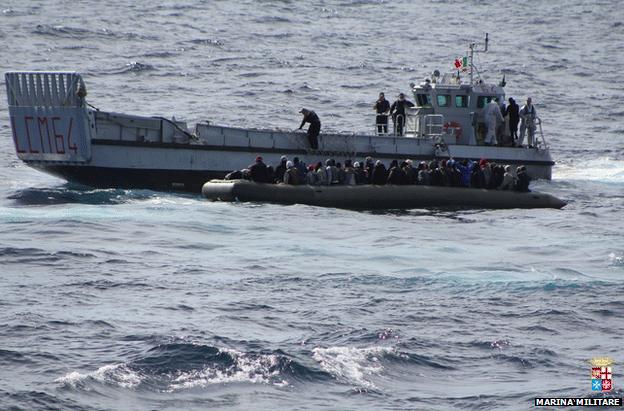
[202,180,566,210]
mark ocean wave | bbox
[32,24,158,41]
[608,252,623,267]
[253,16,292,24]
[188,38,224,47]
[312,346,397,389]
[0,246,96,265]
[57,343,327,392]
[57,363,142,390]
[110,62,156,74]
[166,347,287,390]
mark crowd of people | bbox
[225,155,531,192]
[483,96,538,147]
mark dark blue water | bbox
[1,1,623,410]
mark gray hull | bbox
[202,180,566,210]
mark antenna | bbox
[468,33,489,84]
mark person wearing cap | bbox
[390,93,414,136]
[247,155,270,183]
[373,92,390,135]
[305,164,318,185]
[274,155,288,183]
[298,108,321,149]
[283,160,300,185]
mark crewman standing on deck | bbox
[518,97,537,147]
[373,92,390,135]
[484,98,503,145]
[298,108,321,149]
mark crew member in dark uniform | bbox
[504,97,520,145]
[390,93,414,136]
[298,108,320,149]
[373,92,390,135]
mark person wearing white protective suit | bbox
[518,97,537,147]
[484,98,504,145]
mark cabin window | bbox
[455,95,468,107]
[477,96,496,108]
[436,94,451,107]
[416,93,431,106]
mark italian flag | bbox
[454,56,468,71]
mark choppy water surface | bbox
[1,1,623,410]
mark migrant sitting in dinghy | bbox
[214,155,565,209]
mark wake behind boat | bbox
[5,35,554,192]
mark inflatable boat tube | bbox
[202,180,566,210]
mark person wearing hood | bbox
[484,98,504,145]
[248,156,270,183]
[293,157,307,182]
[325,158,340,185]
[518,97,537,147]
[387,160,405,185]
[353,161,367,184]
[298,108,321,149]
[479,159,491,188]
[371,160,388,185]
[274,156,288,184]
[470,162,485,188]
[283,160,300,185]
[514,165,530,192]
[315,161,328,185]
[403,160,417,184]
[429,161,444,186]
[455,159,473,187]
[498,165,515,190]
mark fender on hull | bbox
[202,180,566,210]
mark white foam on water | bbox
[56,363,142,390]
[609,252,623,267]
[553,157,624,183]
[167,348,286,391]
[312,346,395,389]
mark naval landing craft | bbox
[5,35,554,192]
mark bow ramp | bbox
[5,71,94,163]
